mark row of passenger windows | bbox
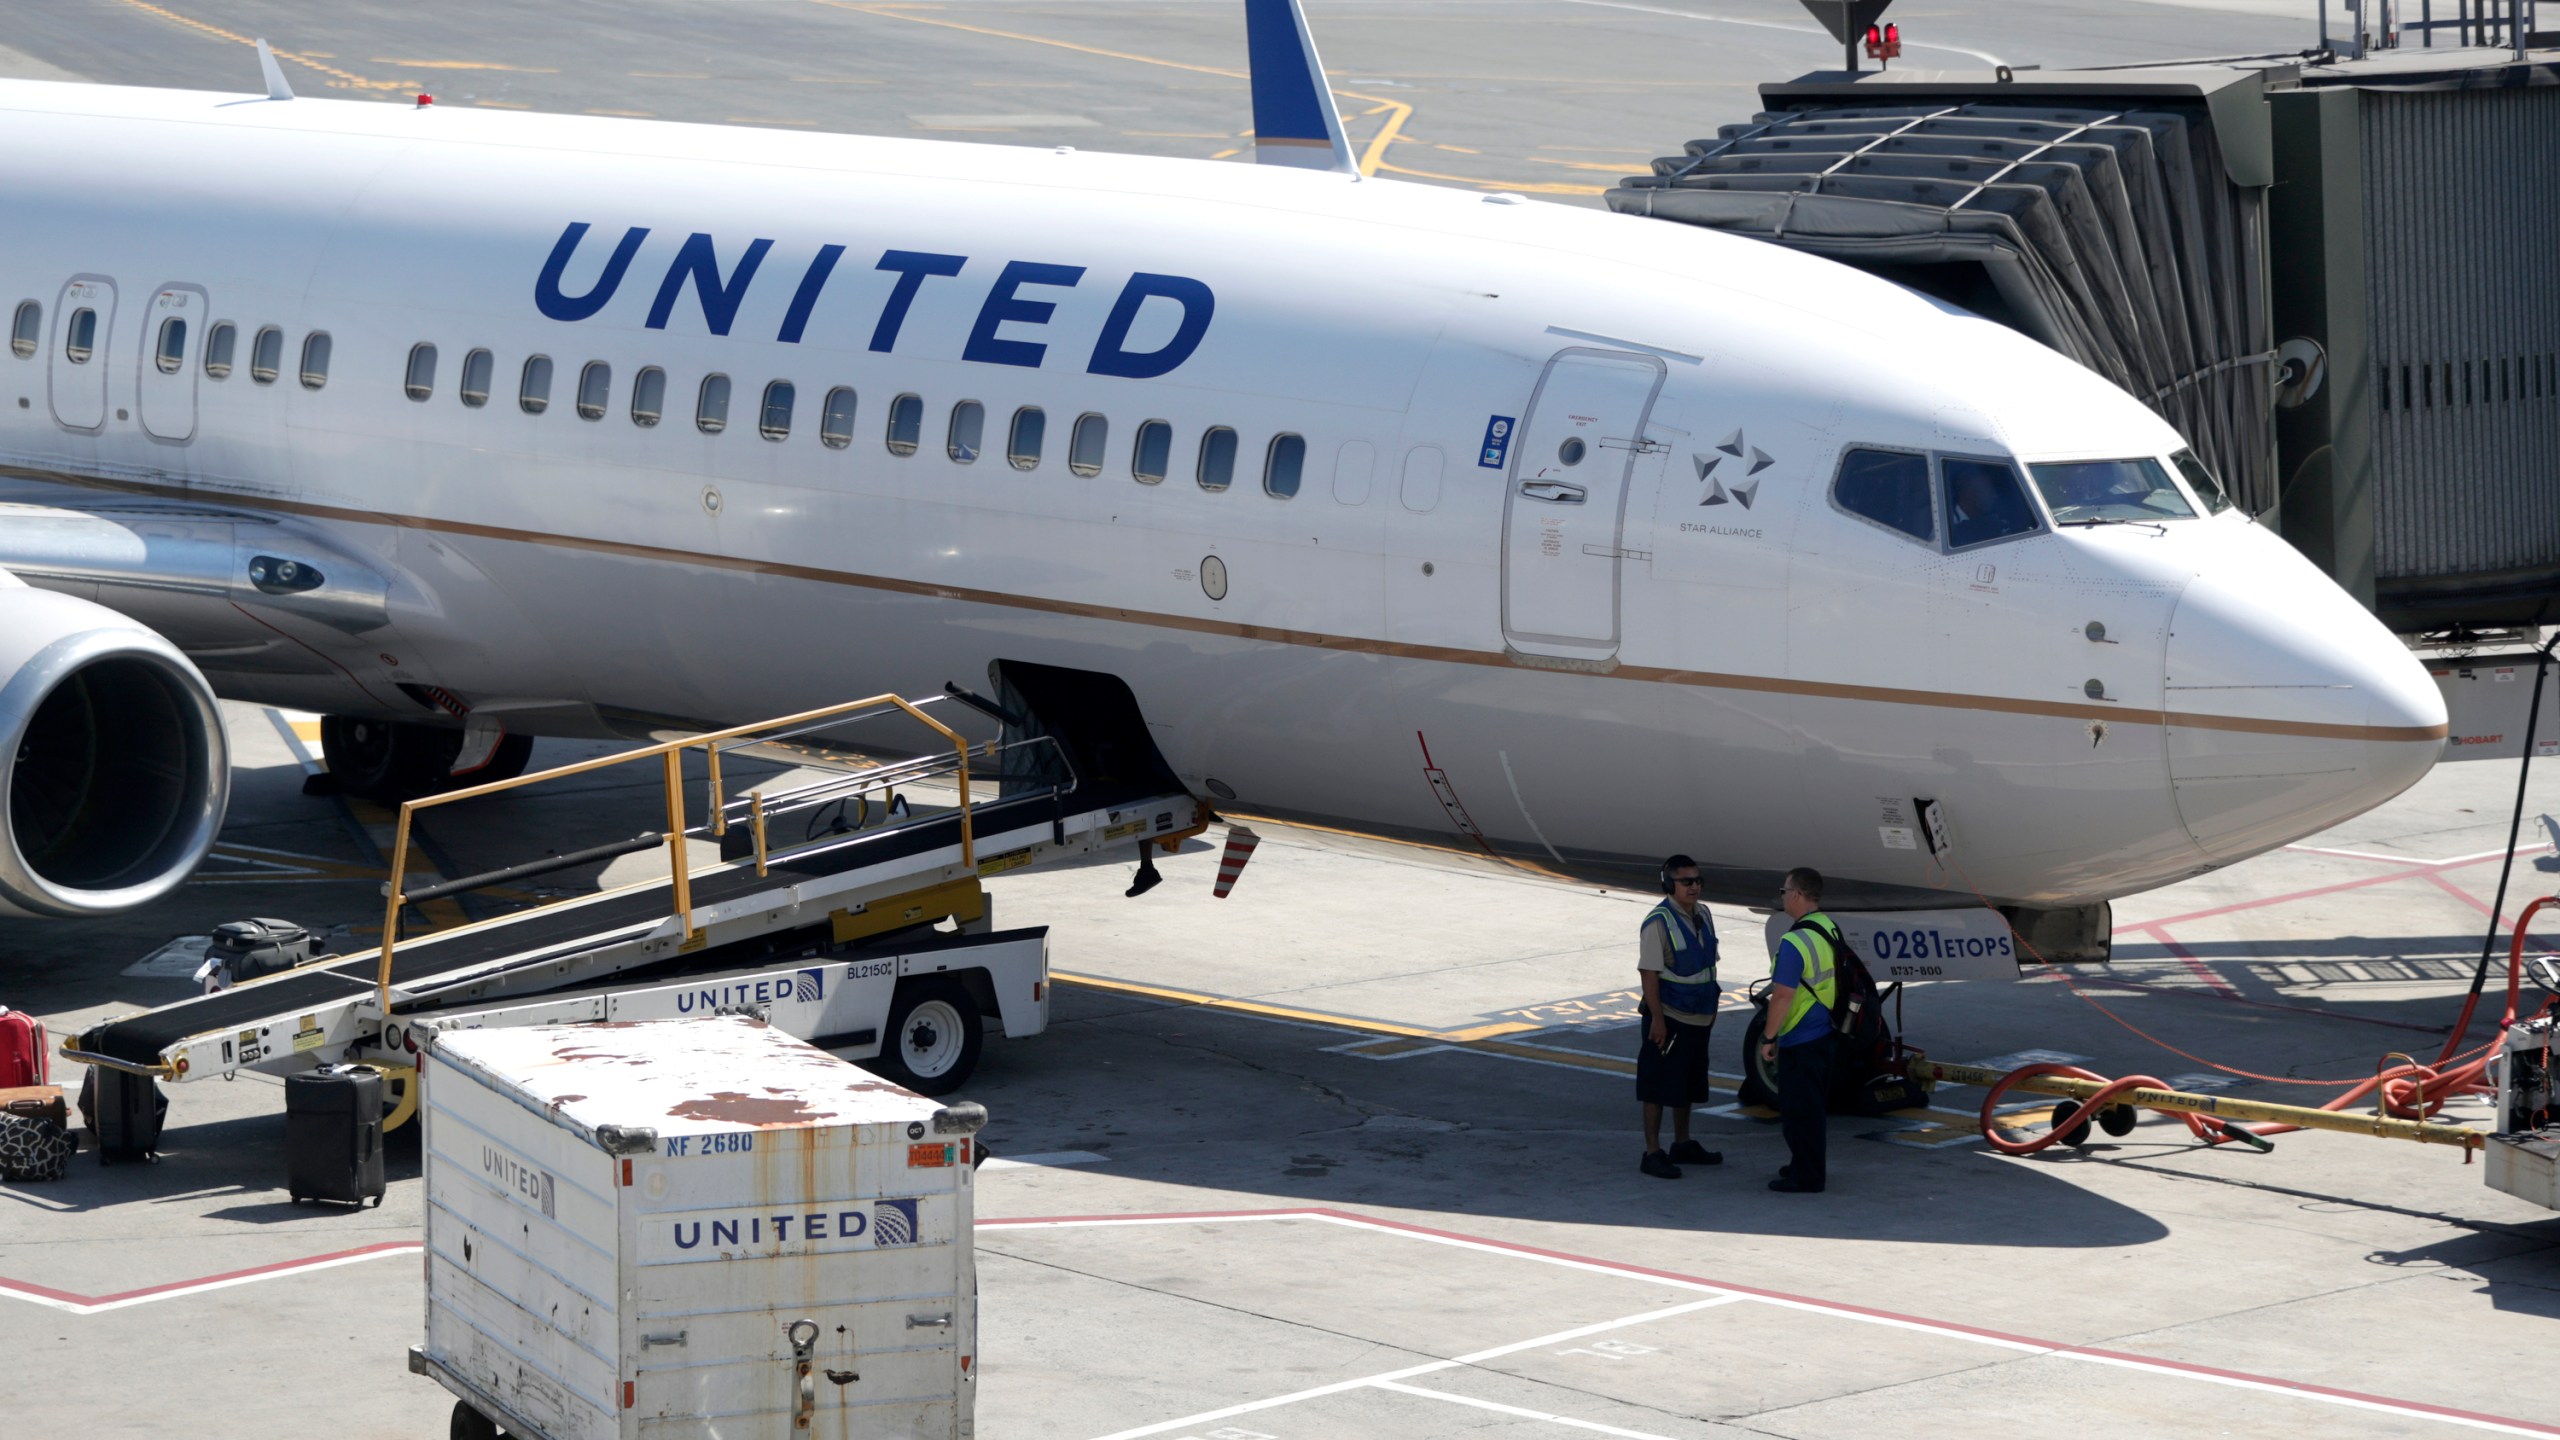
[400,344,1311,497]
[10,300,331,388]
[1831,445,2228,550]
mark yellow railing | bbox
[375,694,974,1013]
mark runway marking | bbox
[371,59,558,72]
[976,1210,2560,1439]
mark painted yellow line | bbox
[1353,95,1412,178]
[372,59,558,72]
[1529,155,1652,173]
[1056,970,1541,1042]
[1376,160,1607,196]
[106,0,412,91]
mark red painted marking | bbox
[0,1240,421,1310]
[2422,868,2500,922]
[2140,848,2519,931]
[2132,923,2242,998]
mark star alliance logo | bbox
[1697,429,1775,509]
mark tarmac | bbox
[7,1,2560,1436]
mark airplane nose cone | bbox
[2162,566,2446,864]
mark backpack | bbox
[1785,916,1906,1113]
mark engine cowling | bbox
[0,578,229,918]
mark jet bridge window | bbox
[203,322,236,380]
[2169,448,2232,515]
[578,362,611,421]
[885,393,922,456]
[631,366,665,427]
[1831,447,1933,543]
[1197,426,1237,491]
[760,381,794,441]
[1068,413,1107,476]
[520,356,554,415]
[65,308,96,364]
[1008,407,1044,470]
[1941,457,2039,550]
[1132,420,1171,484]
[696,373,730,434]
[1264,433,1306,499]
[404,344,436,402]
[8,301,35,359]
[2028,458,2194,525]
[459,348,493,408]
[155,318,188,375]
[819,387,855,449]
[250,326,284,384]
[948,401,983,464]
[299,332,331,390]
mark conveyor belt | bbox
[81,783,1137,1065]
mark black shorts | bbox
[1634,1009,1717,1108]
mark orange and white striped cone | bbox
[1212,826,1261,898]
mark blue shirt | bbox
[1771,929,1833,1047]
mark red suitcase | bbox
[0,1007,46,1089]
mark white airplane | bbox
[0,6,2445,951]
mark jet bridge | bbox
[64,689,1203,1096]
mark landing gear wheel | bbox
[450,1400,502,1440]
[319,716,462,803]
[868,977,982,1096]
[2051,1100,2094,1148]
[1738,994,1780,1108]
[2097,1103,2137,1137]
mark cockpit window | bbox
[2028,458,2196,525]
[1832,447,1935,543]
[2168,448,2233,514]
[1941,457,2041,549]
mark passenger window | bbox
[948,401,984,463]
[8,301,36,359]
[404,343,437,402]
[1264,433,1306,499]
[1197,427,1237,491]
[577,362,611,420]
[1132,420,1172,484]
[250,326,284,384]
[697,373,730,434]
[2170,448,2232,515]
[65,308,96,364]
[1008,407,1044,470]
[1831,448,1933,543]
[819,387,856,449]
[2028,458,2194,524]
[761,381,794,441]
[519,355,553,415]
[886,393,923,455]
[300,332,331,390]
[631,366,665,427]
[203,321,236,380]
[1068,413,1107,476]
[459,348,493,408]
[153,318,187,375]
[1940,457,2039,549]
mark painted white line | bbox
[1566,0,2006,64]
[1294,1210,1737,1296]
[1371,1380,1681,1439]
[980,1150,1109,1171]
[1081,1297,1736,1440]
[2283,842,2529,867]
[2055,1350,2560,1439]
[2,1243,422,1316]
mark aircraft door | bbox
[48,276,116,432]
[136,285,204,442]
[1500,347,1666,665]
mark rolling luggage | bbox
[286,1065,385,1207]
[0,1006,46,1088]
[79,1066,170,1164]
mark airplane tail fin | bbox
[1244,0,1356,174]
[255,39,295,101]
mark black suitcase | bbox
[78,1066,168,1164]
[201,917,321,989]
[286,1065,384,1207]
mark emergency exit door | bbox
[48,275,116,432]
[1499,347,1665,664]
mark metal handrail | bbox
[375,694,975,1013]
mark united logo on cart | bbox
[794,967,825,1002]
[1213,826,1261,899]
[872,1198,919,1247]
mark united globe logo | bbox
[872,1198,919,1247]
[794,968,825,1002]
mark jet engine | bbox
[0,578,228,918]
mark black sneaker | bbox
[1768,1175,1824,1193]
[1667,1139,1722,1166]
[1640,1149,1682,1179]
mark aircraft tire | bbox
[319,715,462,803]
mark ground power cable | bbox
[2438,630,2558,1067]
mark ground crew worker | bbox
[1761,867,1840,1192]
[1637,854,1722,1179]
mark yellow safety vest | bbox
[1776,913,1842,1038]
